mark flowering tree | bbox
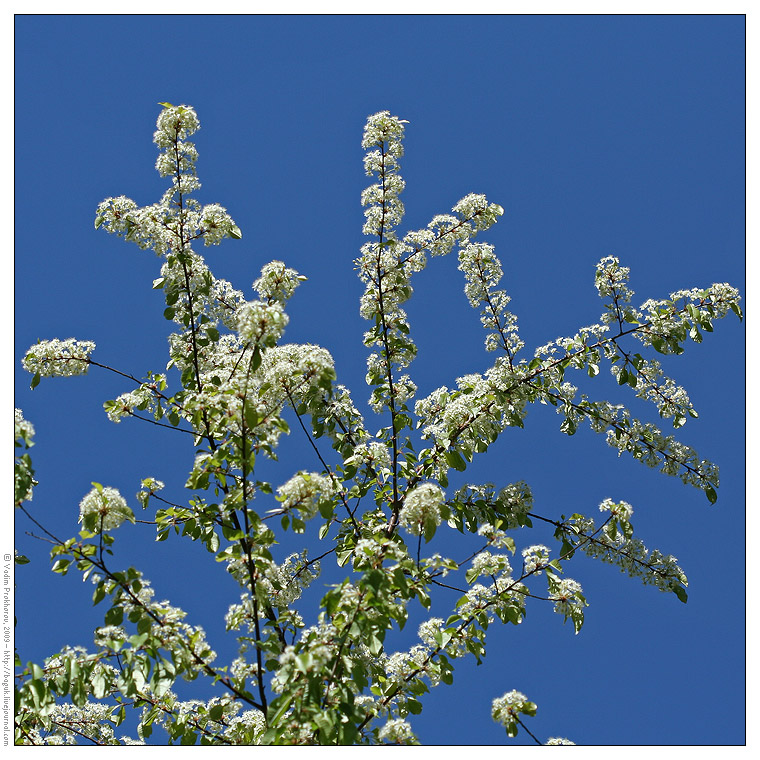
[14,104,742,745]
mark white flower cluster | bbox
[236,300,289,347]
[414,381,483,452]
[361,111,407,236]
[135,691,265,745]
[93,624,128,649]
[610,357,695,426]
[378,717,417,744]
[357,112,504,419]
[456,575,526,625]
[595,255,639,326]
[595,255,633,302]
[636,281,742,353]
[105,378,165,423]
[399,482,445,537]
[497,481,534,529]
[199,203,239,246]
[23,338,95,378]
[270,617,351,698]
[571,500,688,594]
[119,575,216,671]
[402,194,504,260]
[567,395,719,492]
[534,322,611,363]
[154,105,202,196]
[385,644,443,688]
[313,383,370,458]
[227,552,320,618]
[348,441,392,473]
[15,408,35,443]
[416,363,530,469]
[546,737,576,745]
[450,481,532,535]
[521,544,550,575]
[477,523,515,550]
[368,370,417,413]
[599,496,633,522]
[547,577,585,619]
[458,242,523,355]
[136,477,165,509]
[79,485,133,532]
[417,617,445,648]
[181,340,337,453]
[96,104,241,260]
[276,472,333,520]
[470,550,513,580]
[260,343,336,403]
[33,702,119,745]
[14,409,36,504]
[265,551,321,608]
[491,690,537,735]
[154,103,200,146]
[253,260,305,304]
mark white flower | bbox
[136,477,165,509]
[79,486,134,532]
[153,104,201,147]
[378,717,417,744]
[522,544,550,575]
[15,409,35,443]
[599,497,634,521]
[236,300,289,346]
[199,203,239,246]
[276,472,332,520]
[399,483,445,537]
[94,625,127,648]
[491,690,536,735]
[361,111,407,154]
[549,577,584,617]
[253,261,305,304]
[471,551,512,579]
[23,338,95,378]
[417,617,445,648]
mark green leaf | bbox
[445,450,467,472]
[105,605,124,626]
[30,372,41,390]
[673,585,688,603]
[244,402,260,432]
[92,583,106,606]
[52,559,71,575]
[423,518,438,543]
[705,484,718,505]
[129,632,149,648]
[407,698,423,715]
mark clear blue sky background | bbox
[14,14,744,746]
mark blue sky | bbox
[13,14,745,746]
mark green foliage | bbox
[14,105,741,746]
